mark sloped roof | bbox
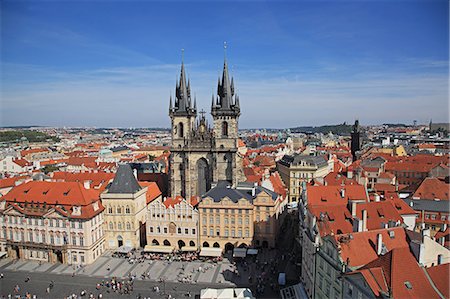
[426,263,450,299]
[107,164,142,194]
[413,177,449,200]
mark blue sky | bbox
[1,0,448,128]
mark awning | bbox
[143,245,174,253]
[115,246,133,254]
[247,249,258,255]
[199,247,222,257]
[180,246,198,252]
[0,251,7,258]
[233,248,247,258]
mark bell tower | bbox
[169,52,197,197]
[211,43,242,185]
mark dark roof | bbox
[202,180,278,203]
[403,198,449,213]
[111,146,129,152]
[279,154,328,168]
[107,164,142,194]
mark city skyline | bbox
[1,0,448,128]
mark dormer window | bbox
[72,206,81,216]
[92,201,99,211]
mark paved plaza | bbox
[0,248,290,298]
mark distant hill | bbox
[0,130,59,143]
[290,123,352,134]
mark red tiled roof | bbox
[324,172,358,186]
[335,227,409,268]
[2,181,103,219]
[360,247,441,299]
[0,176,30,189]
[355,201,404,230]
[163,196,183,208]
[307,185,368,207]
[52,171,115,191]
[426,263,450,299]
[413,177,449,200]
[13,158,32,167]
[21,148,49,157]
[138,182,162,204]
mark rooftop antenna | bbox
[223,41,227,61]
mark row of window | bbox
[108,222,132,231]
[149,226,196,235]
[202,228,250,238]
[106,206,132,214]
[4,216,84,229]
[201,208,251,214]
[5,229,85,246]
[424,214,447,221]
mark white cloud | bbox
[1,62,448,128]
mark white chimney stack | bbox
[377,233,383,255]
[351,201,357,217]
[133,169,138,180]
[340,188,345,198]
[362,209,368,231]
[83,180,90,189]
[374,193,380,202]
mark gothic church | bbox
[169,54,245,198]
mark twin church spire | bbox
[169,47,240,118]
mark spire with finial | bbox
[170,48,196,117]
[211,42,240,117]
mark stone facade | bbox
[169,57,245,199]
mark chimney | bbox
[133,169,138,180]
[374,193,380,202]
[377,233,383,255]
[350,201,357,217]
[362,209,367,231]
[340,187,345,198]
[83,180,90,189]
[422,228,431,239]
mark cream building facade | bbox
[277,154,331,202]
[0,181,105,265]
[146,196,199,250]
[101,164,149,249]
[198,181,287,251]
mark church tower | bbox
[169,57,197,198]
[351,119,361,161]
[169,47,245,199]
[211,50,243,186]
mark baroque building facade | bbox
[169,56,245,199]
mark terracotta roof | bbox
[21,148,49,157]
[359,247,441,299]
[426,263,450,299]
[0,176,30,189]
[323,172,358,186]
[1,181,103,219]
[138,181,162,204]
[163,196,183,208]
[310,205,354,237]
[413,177,449,200]
[13,158,32,167]
[307,185,368,207]
[52,171,114,191]
[335,227,409,268]
[355,201,404,230]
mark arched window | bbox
[117,222,122,230]
[178,122,184,138]
[163,239,171,246]
[126,222,131,230]
[189,241,195,247]
[117,206,121,214]
[108,206,113,214]
[109,222,113,230]
[222,121,228,137]
[125,206,130,214]
[177,227,182,234]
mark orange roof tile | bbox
[413,177,450,200]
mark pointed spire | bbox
[169,93,173,111]
[194,95,197,111]
[235,94,240,109]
